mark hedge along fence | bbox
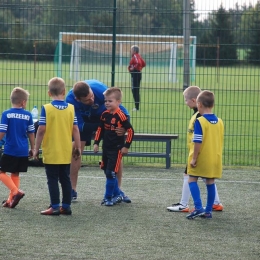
[0,39,56,61]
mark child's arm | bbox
[33,125,45,159]
[28,132,35,157]
[0,132,5,141]
[93,125,103,153]
[72,125,81,160]
[121,119,134,156]
[93,112,105,153]
[190,143,201,167]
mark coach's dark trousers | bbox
[131,71,142,110]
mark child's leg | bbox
[180,174,191,206]
[113,177,121,197]
[213,183,220,204]
[45,165,60,209]
[105,169,116,200]
[202,178,221,204]
[205,179,216,213]
[58,164,71,209]
[0,172,19,196]
[6,173,20,203]
[188,176,202,210]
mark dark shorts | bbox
[80,122,100,146]
[100,149,122,174]
[0,154,28,173]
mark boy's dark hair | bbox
[73,81,90,99]
[48,77,65,96]
[197,90,214,108]
[131,45,139,53]
[104,87,122,101]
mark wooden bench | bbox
[82,133,178,169]
[0,133,178,169]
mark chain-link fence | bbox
[0,0,259,167]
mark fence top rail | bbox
[132,133,178,140]
[90,133,178,140]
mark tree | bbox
[196,5,237,66]
[245,1,260,65]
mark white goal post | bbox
[69,40,178,82]
[57,33,197,83]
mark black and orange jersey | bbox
[94,108,134,150]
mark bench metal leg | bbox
[166,140,171,169]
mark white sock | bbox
[180,175,190,206]
[214,183,220,204]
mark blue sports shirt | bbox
[65,79,129,131]
[0,108,35,156]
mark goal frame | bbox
[69,39,178,82]
[57,32,197,82]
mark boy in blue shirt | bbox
[0,87,35,208]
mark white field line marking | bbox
[20,174,260,184]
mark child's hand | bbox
[121,147,128,156]
[190,158,197,168]
[28,149,33,158]
[93,144,99,153]
[72,148,81,160]
[32,149,39,160]
[115,127,126,136]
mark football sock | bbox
[105,178,115,199]
[180,175,190,206]
[0,173,18,195]
[189,182,202,210]
[11,173,20,188]
[205,183,215,213]
[7,173,19,203]
[113,177,121,197]
[213,183,220,204]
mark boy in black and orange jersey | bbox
[94,87,134,206]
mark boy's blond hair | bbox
[197,90,215,108]
[10,87,30,105]
[48,77,65,96]
[104,87,122,101]
[183,86,201,100]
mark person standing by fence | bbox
[128,45,146,112]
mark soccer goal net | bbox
[54,33,196,84]
[69,40,177,82]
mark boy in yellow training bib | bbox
[186,90,224,219]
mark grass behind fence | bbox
[0,166,260,260]
[0,60,259,166]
